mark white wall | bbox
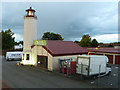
[52,55,80,71]
[22,52,32,65]
[24,17,37,52]
[32,46,53,71]
[22,17,37,65]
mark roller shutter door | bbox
[105,55,113,64]
[115,55,120,65]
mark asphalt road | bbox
[92,64,119,88]
[2,57,96,88]
[2,56,120,89]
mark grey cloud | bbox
[2,2,118,42]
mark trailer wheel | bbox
[109,71,111,74]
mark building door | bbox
[37,56,48,69]
[115,55,120,65]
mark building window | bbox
[26,54,30,60]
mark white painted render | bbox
[23,17,37,52]
[113,55,115,64]
[89,52,120,56]
[52,55,85,71]
[22,52,32,65]
[22,17,37,65]
[31,46,53,71]
[114,46,120,49]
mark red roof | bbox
[42,40,88,56]
[86,47,120,54]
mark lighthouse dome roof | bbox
[26,7,35,12]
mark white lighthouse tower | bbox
[22,7,37,65]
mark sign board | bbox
[33,40,47,46]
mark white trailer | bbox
[76,55,111,76]
[6,52,22,61]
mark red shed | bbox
[86,47,120,65]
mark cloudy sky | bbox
[2,2,118,43]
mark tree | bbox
[91,39,99,47]
[2,29,15,50]
[42,32,64,40]
[113,42,120,44]
[107,44,114,47]
[74,41,79,44]
[79,34,91,47]
[15,41,23,45]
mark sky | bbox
[2,2,119,43]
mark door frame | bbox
[37,55,48,69]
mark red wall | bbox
[60,61,76,75]
[105,55,113,64]
[115,55,120,65]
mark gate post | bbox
[81,63,83,80]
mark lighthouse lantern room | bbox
[25,7,36,17]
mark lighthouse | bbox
[22,7,37,65]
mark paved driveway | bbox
[2,56,119,89]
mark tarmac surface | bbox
[2,56,120,89]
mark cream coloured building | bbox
[30,40,88,71]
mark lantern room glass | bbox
[28,11,33,16]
